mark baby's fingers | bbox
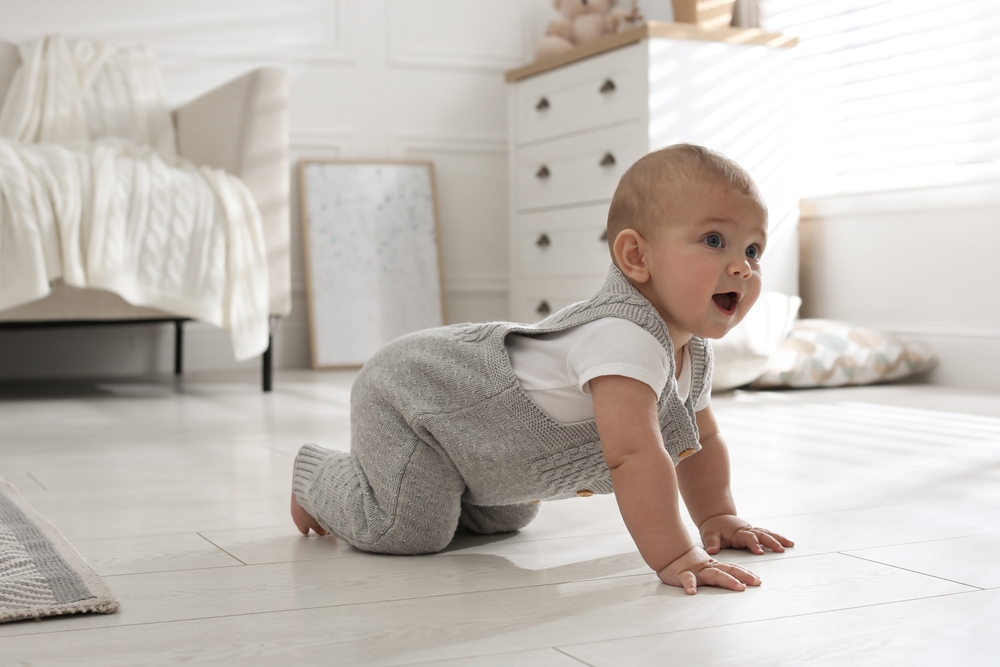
[732,528,791,554]
[714,562,761,587]
[679,570,698,595]
[698,566,750,592]
[731,529,766,554]
[756,528,793,552]
[739,527,794,553]
[764,529,795,549]
[702,532,723,555]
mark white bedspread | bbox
[0,36,268,360]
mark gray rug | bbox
[0,478,118,623]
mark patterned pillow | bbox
[750,319,937,388]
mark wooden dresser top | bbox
[506,21,797,83]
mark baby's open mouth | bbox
[713,292,739,315]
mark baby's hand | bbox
[700,514,794,556]
[657,545,761,595]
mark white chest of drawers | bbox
[505,22,798,323]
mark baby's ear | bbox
[613,228,650,283]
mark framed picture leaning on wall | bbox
[298,160,446,368]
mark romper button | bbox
[678,448,697,460]
[576,490,594,497]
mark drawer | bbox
[516,44,643,145]
[511,276,607,324]
[516,122,644,211]
[516,205,612,277]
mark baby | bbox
[291,143,793,594]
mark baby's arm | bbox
[590,375,761,594]
[676,406,794,554]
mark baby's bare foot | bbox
[291,491,328,536]
[291,457,328,536]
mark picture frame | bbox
[298,160,447,368]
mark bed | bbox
[0,40,291,391]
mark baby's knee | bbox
[354,525,455,555]
[458,502,540,535]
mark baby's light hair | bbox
[606,144,767,261]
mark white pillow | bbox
[710,292,802,391]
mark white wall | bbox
[800,183,1000,390]
[0,0,556,379]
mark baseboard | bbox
[894,329,1000,391]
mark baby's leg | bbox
[292,394,466,555]
[293,443,465,554]
[458,502,540,535]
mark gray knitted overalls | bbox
[293,266,712,555]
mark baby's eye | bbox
[746,245,761,260]
[704,234,723,248]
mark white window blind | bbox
[760,0,999,198]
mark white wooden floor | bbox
[1,370,998,666]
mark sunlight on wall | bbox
[761,0,999,198]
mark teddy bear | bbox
[535,0,640,61]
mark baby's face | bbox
[640,182,767,341]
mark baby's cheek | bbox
[741,280,763,312]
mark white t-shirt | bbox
[506,318,711,424]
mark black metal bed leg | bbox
[174,320,184,376]
[262,333,273,392]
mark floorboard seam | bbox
[195,533,248,566]
[26,472,47,491]
[839,552,985,590]
[554,646,598,666]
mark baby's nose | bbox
[730,258,752,277]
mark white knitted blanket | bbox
[0,36,268,360]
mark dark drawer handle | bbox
[599,79,616,94]
[535,233,551,248]
[600,153,616,167]
[536,97,550,111]
[536,165,550,179]
[599,229,608,242]
[536,300,552,316]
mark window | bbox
[760,0,999,198]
